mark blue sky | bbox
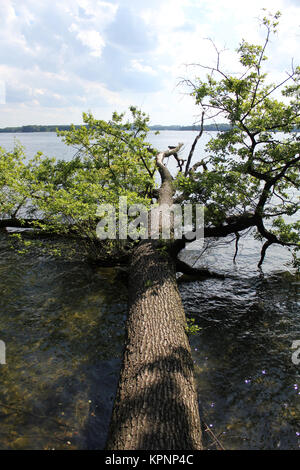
[0,0,299,127]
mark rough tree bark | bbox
[105,144,203,450]
[106,240,203,450]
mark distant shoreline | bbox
[0,124,298,133]
[0,124,231,133]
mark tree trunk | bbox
[105,240,203,450]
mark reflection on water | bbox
[0,231,299,450]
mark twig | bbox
[203,421,226,450]
[185,111,205,177]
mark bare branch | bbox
[258,240,273,267]
[233,232,240,263]
[156,142,184,182]
[185,111,205,177]
[176,258,225,280]
[155,143,184,205]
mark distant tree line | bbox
[0,123,298,133]
[0,123,233,133]
[149,123,231,131]
[0,124,83,133]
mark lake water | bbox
[0,131,299,450]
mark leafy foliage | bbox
[0,13,299,269]
[177,11,299,267]
[185,317,202,336]
[0,107,156,258]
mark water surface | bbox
[0,131,299,449]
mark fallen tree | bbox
[1,13,299,449]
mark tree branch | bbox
[156,143,184,205]
[0,218,39,229]
[172,214,257,255]
[258,240,272,268]
[176,258,225,280]
[233,232,240,263]
[185,112,205,176]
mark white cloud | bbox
[0,0,299,126]
[69,24,105,57]
[0,80,5,104]
[83,81,129,107]
[76,0,118,22]
[129,60,157,76]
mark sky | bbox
[0,0,299,127]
